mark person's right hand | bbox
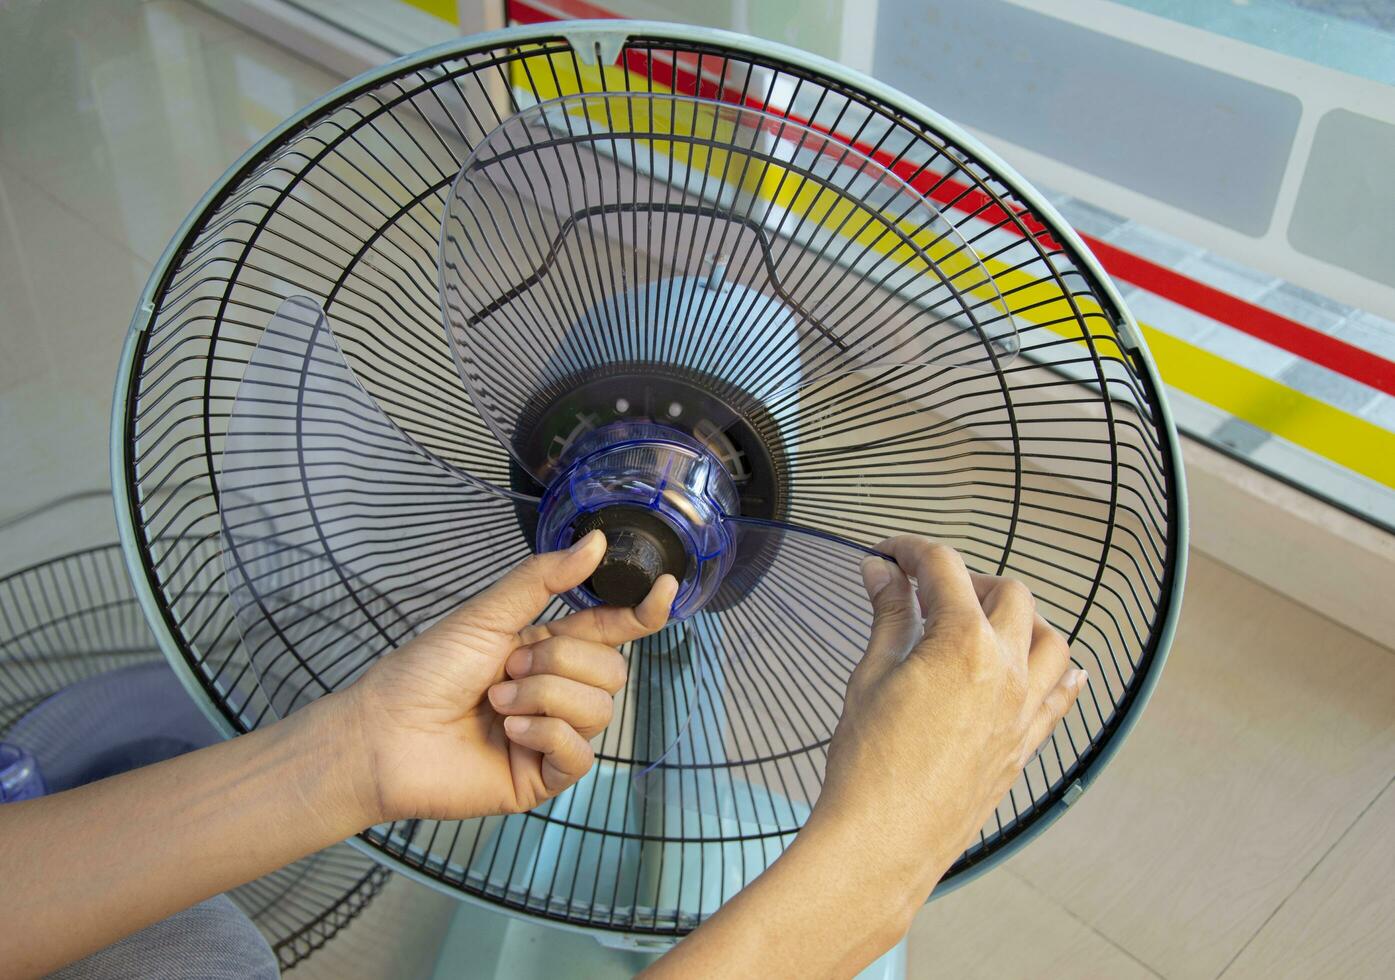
[810,535,1087,921]
[332,530,676,825]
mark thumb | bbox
[855,556,918,682]
[463,530,607,635]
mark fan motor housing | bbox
[509,360,792,614]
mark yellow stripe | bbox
[1139,327,1395,487]
[508,53,769,190]
[400,0,458,24]
[891,217,1395,487]
[846,195,1395,486]
[501,52,1395,489]
[512,48,652,99]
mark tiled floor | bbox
[0,0,339,532]
[992,551,1395,979]
[1,3,1392,978]
[907,551,1395,980]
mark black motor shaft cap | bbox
[571,505,688,607]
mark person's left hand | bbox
[333,530,676,824]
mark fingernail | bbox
[504,716,531,735]
[860,557,892,597]
[491,682,517,706]
[510,647,533,676]
[1073,669,1088,689]
[567,529,603,554]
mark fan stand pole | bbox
[628,621,729,920]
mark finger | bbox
[875,536,981,624]
[534,573,678,647]
[1027,614,1071,702]
[969,571,1002,602]
[1021,667,1087,764]
[503,716,596,796]
[489,674,615,736]
[506,635,628,694]
[855,557,919,681]
[979,578,1036,655]
[461,530,607,635]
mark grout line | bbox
[199,21,348,86]
[193,0,384,78]
[0,164,44,336]
[0,0,339,274]
[1005,867,1167,978]
[1193,546,1395,660]
[1214,772,1395,979]
[0,154,156,272]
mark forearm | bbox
[0,694,375,977]
[646,814,942,979]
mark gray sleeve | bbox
[48,894,279,980]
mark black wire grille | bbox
[117,28,1183,936]
[0,543,389,971]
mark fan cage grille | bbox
[0,542,390,970]
[116,25,1183,936]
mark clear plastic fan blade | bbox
[625,519,875,835]
[439,92,1017,484]
[219,296,540,718]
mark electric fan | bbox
[0,533,389,971]
[113,20,1186,952]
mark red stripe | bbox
[621,49,726,101]
[505,0,1395,396]
[1084,238,1394,394]
[761,108,1394,394]
[507,0,618,22]
[769,109,1064,251]
[507,5,551,25]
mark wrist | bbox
[795,806,943,937]
[749,816,919,970]
[278,692,386,835]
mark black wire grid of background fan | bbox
[0,541,389,971]
[114,24,1185,938]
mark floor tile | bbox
[1007,551,1395,979]
[1258,281,1351,332]
[1175,252,1278,301]
[1106,223,1203,268]
[1333,309,1395,363]
[1279,360,1381,415]
[1220,777,1395,980]
[0,0,339,264]
[1128,291,1219,344]
[1249,434,1395,530]
[906,868,1159,979]
[1051,196,1128,239]
[1209,417,1273,456]
[1203,324,1298,377]
[1363,393,1395,431]
[0,164,148,520]
[287,0,458,54]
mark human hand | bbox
[640,536,1085,979]
[332,530,677,825]
[808,536,1086,924]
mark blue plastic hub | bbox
[537,421,739,619]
